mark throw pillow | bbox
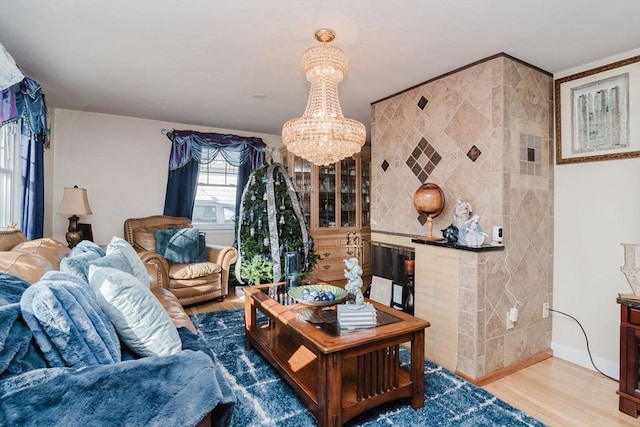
[106,236,150,288]
[60,251,102,281]
[155,228,207,264]
[87,266,182,358]
[20,271,121,368]
[68,240,106,258]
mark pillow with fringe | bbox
[154,228,206,264]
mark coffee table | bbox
[243,283,430,426]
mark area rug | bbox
[190,309,545,427]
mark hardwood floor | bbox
[484,358,636,427]
[185,286,638,426]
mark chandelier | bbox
[282,29,366,166]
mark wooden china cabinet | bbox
[280,148,371,282]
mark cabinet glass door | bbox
[318,164,336,228]
[292,157,312,226]
[340,158,357,227]
[361,157,370,227]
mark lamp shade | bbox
[57,186,92,216]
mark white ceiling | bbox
[1,1,639,140]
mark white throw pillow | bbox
[106,236,151,288]
[87,265,182,357]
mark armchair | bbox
[124,215,238,306]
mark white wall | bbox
[50,109,282,245]
[553,48,640,378]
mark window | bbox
[193,156,237,226]
[0,123,21,228]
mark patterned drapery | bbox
[162,129,267,221]
[162,129,266,170]
[0,75,48,239]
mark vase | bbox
[621,243,640,296]
[284,251,300,290]
[404,260,415,315]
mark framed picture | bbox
[555,55,640,164]
[369,276,392,306]
[78,223,93,242]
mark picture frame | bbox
[78,223,93,242]
[555,55,640,164]
[369,275,392,306]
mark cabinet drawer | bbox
[629,307,640,326]
[313,259,346,281]
[316,246,351,260]
[313,236,342,249]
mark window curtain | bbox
[0,77,49,239]
[162,129,267,222]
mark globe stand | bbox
[425,216,438,241]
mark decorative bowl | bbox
[288,284,348,307]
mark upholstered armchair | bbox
[124,215,238,306]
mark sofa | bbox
[124,215,238,306]
[0,229,235,426]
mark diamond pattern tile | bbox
[407,137,442,182]
[467,145,482,162]
[417,96,429,110]
[381,159,389,171]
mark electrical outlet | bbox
[506,311,514,330]
[542,302,549,318]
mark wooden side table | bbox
[617,295,640,417]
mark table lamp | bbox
[57,185,92,248]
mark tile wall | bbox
[371,54,553,380]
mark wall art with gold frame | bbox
[555,55,640,164]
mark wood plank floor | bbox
[185,287,638,427]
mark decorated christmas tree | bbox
[235,163,319,284]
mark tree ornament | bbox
[250,227,255,237]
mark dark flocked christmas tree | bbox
[235,163,319,285]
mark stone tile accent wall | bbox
[371,53,553,380]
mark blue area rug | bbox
[190,309,546,427]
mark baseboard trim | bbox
[456,349,553,386]
[550,342,619,380]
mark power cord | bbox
[549,308,617,382]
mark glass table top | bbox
[259,283,402,337]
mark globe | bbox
[413,183,445,239]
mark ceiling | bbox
[1,1,639,140]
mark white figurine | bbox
[453,197,472,229]
[461,215,487,247]
[343,257,364,305]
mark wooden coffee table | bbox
[243,283,430,426]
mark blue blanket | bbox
[0,272,235,426]
[0,349,234,427]
[0,273,46,379]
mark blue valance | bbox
[0,77,49,148]
[162,129,267,171]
